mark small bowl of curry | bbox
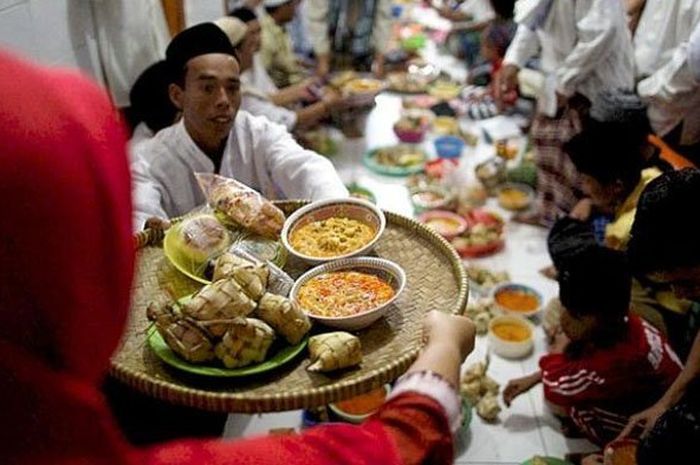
[488,314,534,359]
[282,198,386,265]
[329,385,391,423]
[492,283,543,318]
[497,183,534,211]
[290,257,406,330]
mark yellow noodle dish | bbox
[290,217,376,258]
[297,271,395,317]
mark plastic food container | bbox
[434,135,465,159]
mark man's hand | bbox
[500,64,520,94]
[144,217,171,231]
[569,198,593,222]
[617,401,669,440]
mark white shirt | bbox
[458,0,496,23]
[504,0,634,117]
[90,0,170,107]
[240,55,298,130]
[131,111,348,230]
[634,0,700,144]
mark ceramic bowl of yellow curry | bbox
[282,198,386,265]
[488,314,534,359]
[290,257,406,330]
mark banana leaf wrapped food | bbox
[195,173,285,239]
[215,318,276,368]
[181,278,257,337]
[147,303,216,363]
[256,293,311,345]
[213,252,269,301]
[307,332,362,372]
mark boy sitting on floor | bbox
[503,242,682,446]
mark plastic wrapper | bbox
[195,173,285,238]
[219,247,294,297]
[164,214,232,275]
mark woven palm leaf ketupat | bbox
[111,201,468,413]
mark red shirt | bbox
[540,315,682,444]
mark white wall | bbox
[0,0,102,78]
[185,0,225,26]
[0,0,225,79]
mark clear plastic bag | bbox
[195,173,285,239]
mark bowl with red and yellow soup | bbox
[291,257,406,330]
[329,385,391,423]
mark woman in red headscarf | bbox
[0,49,474,465]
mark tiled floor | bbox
[222,94,598,462]
[224,10,600,461]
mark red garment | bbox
[0,50,453,465]
[540,315,683,445]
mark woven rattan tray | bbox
[110,201,468,413]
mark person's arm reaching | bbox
[140,311,476,465]
[618,329,700,439]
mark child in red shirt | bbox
[502,245,682,446]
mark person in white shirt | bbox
[499,0,635,226]
[631,0,700,163]
[131,23,348,231]
[90,0,170,108]
[306,0,393,77]
[216,10,344,131]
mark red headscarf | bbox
[0,49,452,465]
[0,50,134,464]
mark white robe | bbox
[504,0,634,117]
[634,0,700,145]
[130,111,348,230]
[90,0,170,107]
[240,55,298,130]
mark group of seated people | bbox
[2,1,700,465]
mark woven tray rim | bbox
[111,201,468,413]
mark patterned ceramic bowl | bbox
[281,198,386,265]
[290,257,406,330]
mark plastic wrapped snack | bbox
[181,278,257,337]
[167,214,232,267]
[196,173,285,238]
[213,253,269,301]
[215,318,276,368]
[307,332,362,372]
[256,293,311,345]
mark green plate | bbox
[521,457,574,465]
[347,183,377,204]
[364,147,427,177]
[163,225,287,285]
[147,327,308,377]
